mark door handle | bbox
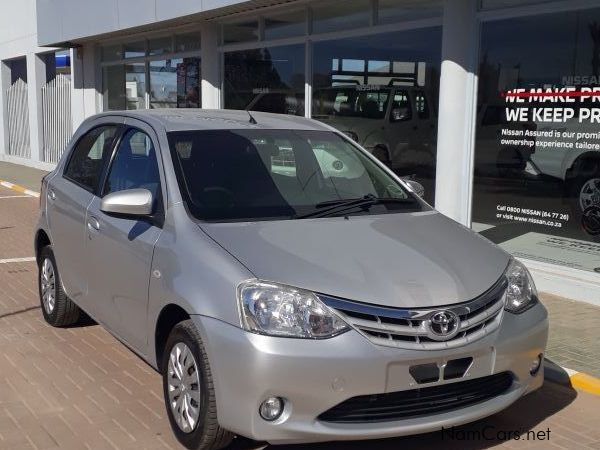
[47,189,56,201]
[87,216,100,232]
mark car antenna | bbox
[247,110,258,124]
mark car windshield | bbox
[168,129,422,221]
[312,87,391,119]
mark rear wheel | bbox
[162,320,234,450]
[566,157,600,234]
[570,175,600,236]
[38,246,81,327]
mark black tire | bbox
[162,320,234,450]
[38,246,81,327]
[372,145,391,167]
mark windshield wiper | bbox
[294,194,417,219]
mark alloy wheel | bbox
[167,342,201,433]
[579,178,600,211]
[40,258,56,314]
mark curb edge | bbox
[0,180,40,198]
[544,360,600,396]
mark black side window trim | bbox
[62,124,122,195]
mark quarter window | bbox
[64,125,118,192]
[104,129,161,202]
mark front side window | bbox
[313,87,391,120]
[104,129,161,201]
[64,125,118,192]
[168,129,421,221]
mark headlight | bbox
[504,259,538,313]
[237,280,349,338]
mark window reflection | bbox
[311,0,371,34]
[150,58,201,108]
[224,45,305,116]
[103,63,146,110]
[472,8,600,273]
[312,28,442,203]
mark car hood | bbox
[198,211,510,308]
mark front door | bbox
[46,123,119,308]
[85,121,164,351]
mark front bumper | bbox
[191,302,548,444]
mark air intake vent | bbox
[318,372,513,423]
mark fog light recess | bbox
[259,397,284,421]
[530,354,543,376]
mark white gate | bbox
[6,78,31,158]
[41,74,72,163]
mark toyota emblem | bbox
[426,310,460,341]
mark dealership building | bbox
[2,0,600,304]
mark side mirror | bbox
[405,179,425,198]
[101,188,153,217]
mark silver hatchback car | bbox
[35,109,548,449]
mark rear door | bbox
[46,121,120,307]
[84,119,164,351]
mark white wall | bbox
[36,0,251,46]
[0,0,61,169]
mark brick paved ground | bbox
[542,294,600,379]
[0,180,599,449]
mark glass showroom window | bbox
[472,7,600,273]
[224,44,305,116]
[312,28,442,204]
[150,58,201,108]
[103,63,146,110]
[102,31,201,111]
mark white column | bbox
[72,44,99,127]
[84,45,100,116]
[434,0,479,226]
[201,22,220,109]
[70,47,86,130]
[26,52,46,163]
[0,62,10,158]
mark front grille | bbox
[320,276,507,350]
[318,372,513,423]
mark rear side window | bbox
[64,125,118,191]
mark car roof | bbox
[91,109,334,133]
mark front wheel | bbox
[162,320,234,450]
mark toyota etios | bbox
[35,110,548,450]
